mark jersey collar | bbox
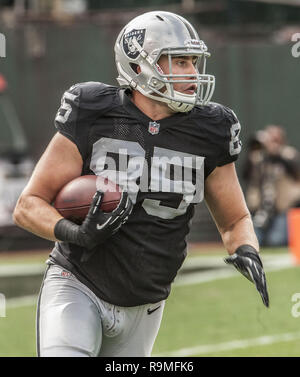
[119,88,190,131]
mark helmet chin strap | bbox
[164,83,196,112]
[168,99,194,113]
[140,89,195,113]
[142,86,196,113]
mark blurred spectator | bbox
[243,125,300,247]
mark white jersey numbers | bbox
[229,122,242,156]
[90,138,205,219]
[55,91,78,124]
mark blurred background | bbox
[0,0,300,357]
[1,0,300,248]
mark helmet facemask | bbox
[146,48,215,112]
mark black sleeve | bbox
[54,82,115,160]
[55,84,81,146]
[217,107,242,167]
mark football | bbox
[53,175,122,224]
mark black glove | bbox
[224,244,269,307]
[54,190,133,261]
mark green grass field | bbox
[155,265,300,357]
[0,247,300,357]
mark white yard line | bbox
[5,295,300,358]
[154,331,300,357]
[4,258,300,358]
[175,253,295,287]
[0,263,45,277]
[1,254,295,306]
[0,253,294,278]
[6,295,38,308]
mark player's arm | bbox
[14,132,133,257]
[205,162,258,254]
[13,132,83,241]
[205,162,269,307]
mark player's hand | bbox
[78,190,133,253]
[224,245,269,307]
[54,189,133,260]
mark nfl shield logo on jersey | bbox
[148,121,160,135]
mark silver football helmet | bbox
[114,11,215,112]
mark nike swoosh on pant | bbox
[147,305,161,315]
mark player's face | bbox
[157,55,198,95]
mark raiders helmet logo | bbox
[123,29,146,59]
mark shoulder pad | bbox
[67,81,119,111]
[193,102,238,124]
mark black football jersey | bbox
[50,81,242,307]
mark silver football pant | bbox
[37,264,165,357]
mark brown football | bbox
[53,175,122,224]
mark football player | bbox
[13,11,269,357]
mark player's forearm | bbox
[220,213,259,255]
[13,194,62,241]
